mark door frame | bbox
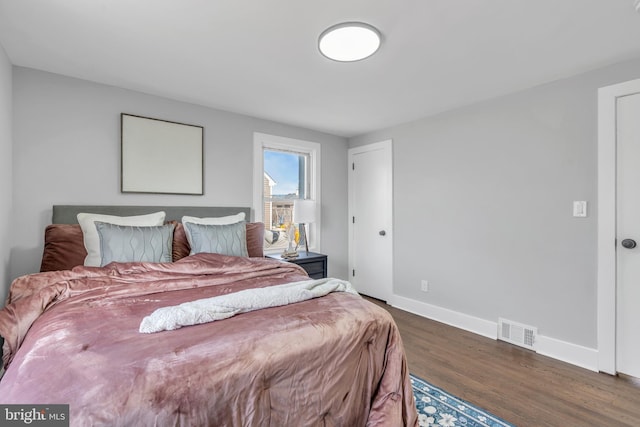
[597,78,640,374]
[348,140,394,301]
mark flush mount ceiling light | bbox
[318,22,381,62]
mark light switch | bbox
[573,201,587,217]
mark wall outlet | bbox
[573,201,587,217]
[420,280,429,292]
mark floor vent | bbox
[498,318,537,350]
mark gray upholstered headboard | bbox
[51,205,252,224]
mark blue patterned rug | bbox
[411,374,514,427]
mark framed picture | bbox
[121,113,204,195]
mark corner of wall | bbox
[0,41,13,304]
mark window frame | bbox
[253,132,321,254]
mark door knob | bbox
[621,239,637,249]
[379,230,386,236]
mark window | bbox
[253,133,321,253]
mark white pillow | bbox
[77,211,166,267]
[264,229,280,244]
[181,212,246,248]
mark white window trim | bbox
[253,132,321,253]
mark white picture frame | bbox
[121,114,204,195]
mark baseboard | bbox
[389,294,497,339]
[535,335,599,372]
[388,294,599,372]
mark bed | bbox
[0,206,417,426]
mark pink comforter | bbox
[0,253,417,426]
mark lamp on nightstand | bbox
[293,199,316,254]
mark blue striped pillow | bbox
[185,221,248,257]
[95,222,175,266]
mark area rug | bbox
[411,374,515,427]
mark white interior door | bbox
[348,140,393,301]
[615,93,640,378]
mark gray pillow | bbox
[95,222,175,266]
[185,221,248,257]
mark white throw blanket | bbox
[139,278,358,333]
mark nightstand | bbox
[266,251,328,279]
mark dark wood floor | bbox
[367,297,640,427]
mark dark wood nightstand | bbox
[266,251,328,279]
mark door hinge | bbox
[352,162,355,170]
[352,269,356,277]
[352,216,355,223]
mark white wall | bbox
[10,68,348,290]
[350,57,640,350]
[0,44,12,304]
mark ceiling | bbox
[1,0,640,138]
